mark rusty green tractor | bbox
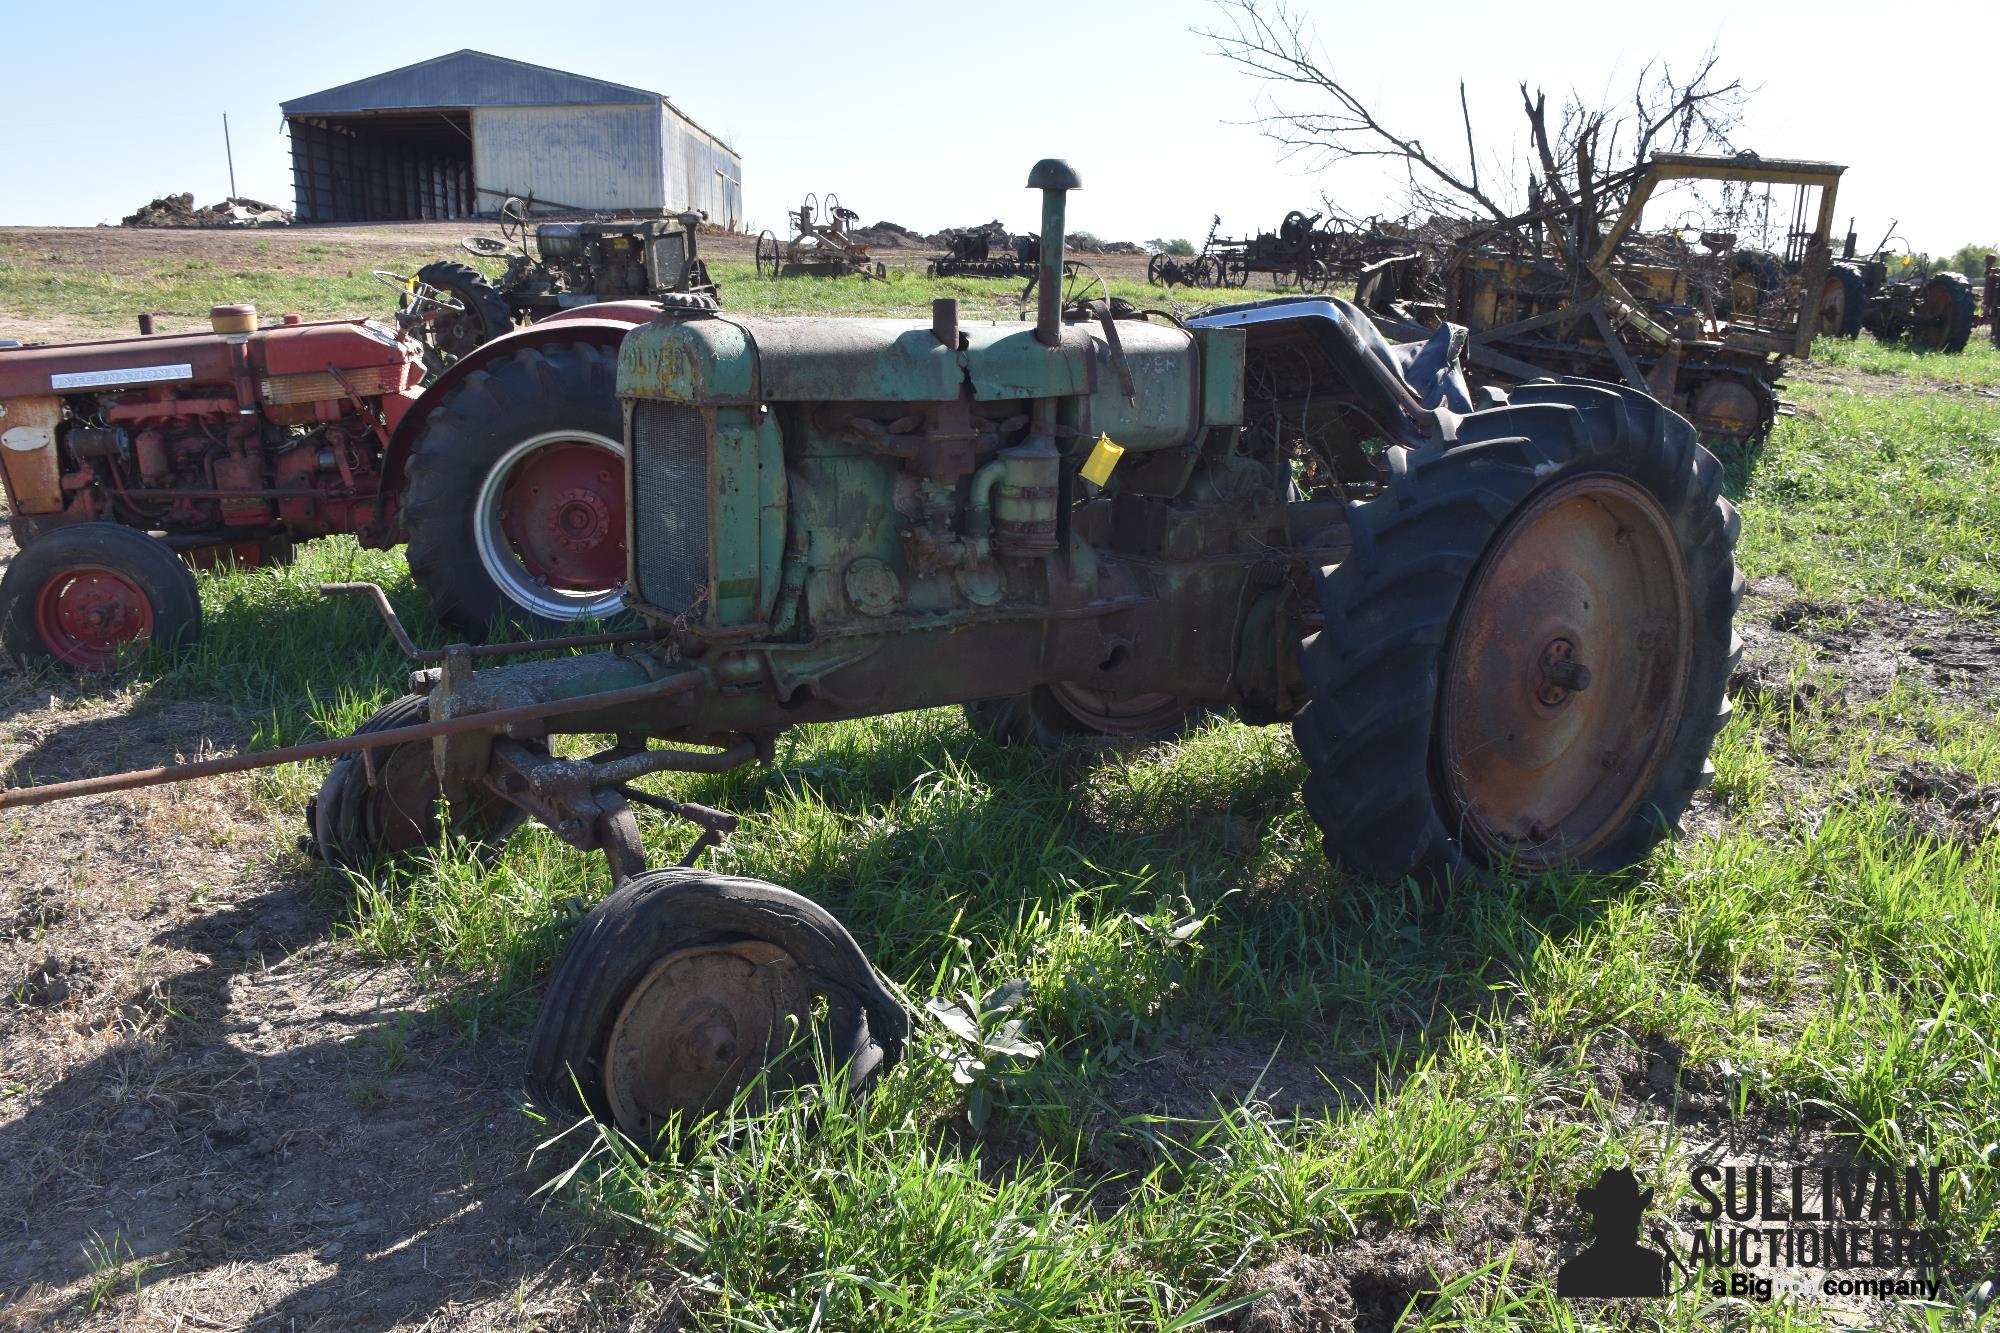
[5,161,1742,1142]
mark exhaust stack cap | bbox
[1026,159,1082,191]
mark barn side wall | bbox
[471,103,664,213]
[662,105,742,230]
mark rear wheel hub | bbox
[1438,475,1692,868]
[475,430,628,622]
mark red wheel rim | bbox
[33,566,155,670]
[496,438,628,592]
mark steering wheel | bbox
[498,197,531,251]
[371,270,466,316]
[1018,261,1111,319]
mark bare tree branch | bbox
[1201,0,1750,238]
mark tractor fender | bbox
[379,304,660,505]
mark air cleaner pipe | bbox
[1027,159,1081,347]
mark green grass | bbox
[1812,333,2000,389]
[1729,380,2000,607]
[0,238,402,329]
[8,256,1999,1327]
[0,236,1179,332]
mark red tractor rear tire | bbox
[0,524,200,671]
[402,340,632,641]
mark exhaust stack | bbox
[1027,159,1081,347]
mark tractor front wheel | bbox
[0,524,199,670]
[1292,379,1741,886]
[402,340,631,640]
[526,869,908,1142]
[307,694,527,870]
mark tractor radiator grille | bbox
[629,401,710,618]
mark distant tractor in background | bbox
[1812,224,1980,353]
[387,198,719,372]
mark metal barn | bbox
[281,50,742,227]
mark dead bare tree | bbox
[1201,0,1749,248]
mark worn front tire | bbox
[527,869,908,1142]
[0,524,200,671]
[965,685,1204,752]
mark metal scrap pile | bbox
[121,193,293,228]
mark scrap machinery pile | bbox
[1813,225,1984,353]
[927,225,1041,279]
[1151,210,1401,291]
[389,198,719,371]
[1356,152,1849,440]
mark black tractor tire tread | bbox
[1924,272,1977,354]
[414,260,515,345]
[0,523,200,669]
[1822,265,1869,338]
[307,693,526,870]
[401,339,625,641]
[1291,378,1740,887]
[526,868,909,1125]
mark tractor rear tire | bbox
[412,261,515,374]
[1913,272,1976,353]
[0,523,199,671]
[965,685,1203,752]
[307,693,527,870]
[402,339,632,641]
[1291,379,1741,887]
[1819,266,1868,338]
[526,868,908,1141]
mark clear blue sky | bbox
[0,0,1988,256]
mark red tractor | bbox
[0,297,676,667]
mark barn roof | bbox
[282,49,664,115]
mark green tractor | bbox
[8,162,1742,1141]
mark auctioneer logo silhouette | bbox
[1557,1167,1671,1299]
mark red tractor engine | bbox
[0,304,425,667]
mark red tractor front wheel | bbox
[0,524,201,670]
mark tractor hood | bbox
[618,313,1103,406]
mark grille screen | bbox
[630,401,710,617]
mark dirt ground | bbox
[0,511,657,1328]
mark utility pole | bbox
[223,113,237,199]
